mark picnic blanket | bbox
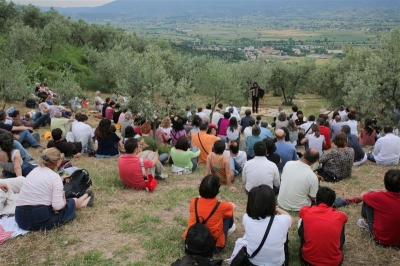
[0,216,29,244]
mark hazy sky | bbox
[9,0,114,7]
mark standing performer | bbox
[249,82,263,114]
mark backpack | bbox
[25,99,36,108]
[63,169,92,198]
[185,198,220,258]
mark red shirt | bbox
[118,154,153,189]
[299,204,348,266]
[363,191,400,246]
[182,197,233,248]
[319,125,331,149]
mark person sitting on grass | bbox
[118,138,159,190]
[367,125,400,166]
[170,136,200,172]
[357,169,400,247]
[47,128,82,159]
[204,140,237,191]
[246,125,264,160]
[137,123,169,164]
[0,134,36,178]
[299,187,348,266]
[182,174,236,256]
[50,111,74,135]
[15,148,93,231]
[94,119,123,158]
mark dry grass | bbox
[1,95,400,265]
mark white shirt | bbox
[242,156,280,192]
[305,134,325,156]
[373,133,400,165]
[225,106,240,120]
[223,150,247,168]
[196,112,207,119]
[330,122,343,139]
[226,127,240,140]
[243,214,291,266]
[95,95,104,105]
[338,111,347,121]
[72,121,94,141]
[211,112,224,125]
[17,167,65,210]
[345,120,358,136]
[204,109,212,118]
[244,127,253,139]
[300,121,315,132]
[277,160,319,211]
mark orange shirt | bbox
[191,131,219,164]
[182,197,234,248]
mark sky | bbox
[9,0,114,7]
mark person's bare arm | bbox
[204,154,211,176]
[276,206,294,226]
[11,126,33,132]
[224,156,237,191]
[13,152,23,177]
[0,183,9,192]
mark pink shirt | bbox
[16,167,65,210]
[105,107,114,120]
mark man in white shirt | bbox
[225,101,240,120]
[204,103,212,119]
[300,115,316,132]
[330,115,343,140]
[242,141,280,193]
[211,107,224,125]
[71,114,95,152]
[195,107,207,120]
[223,139,247,170]
[367,125,400,165]
[243,119,256,139]
[277,148,320,211]
[338,106,347,121]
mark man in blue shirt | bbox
[275,129,298,172]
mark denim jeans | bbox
[361,202,375,235]
[367,153,376,163]
[15,199,76,231]
[18,130,39,147]
[159,153,169,164]
[2,161,36,178]
[214,216,234,254]
[33,113,51,129]
[190,146,199,171]
[13,140,32,161]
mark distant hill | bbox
[40,0,398,20]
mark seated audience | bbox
[211,107,223,125]
[138,123,168,164]
[226,117,240,142]
[71,114,95,153]
[10,110,34,128]
[47,128,82,158]
[319,133,354,180]
[105,100,116,120]
[217,112,231,139]
[246,125,264,160]
[301,124,325,156]
[357,169,400,247]
[113,103,122,124]
[188,115,201,139]
[345,111,358,136]
[260,120,273,139]
[300,115,316,131]
[204,140,236,191]
[295,111,306,126]
[358,118,377,147]
[240,109,252,133]
[367,125,400,165]
[330,115,343,140]
[31,102,51,129]
[275,112,288,130]
[15,148,93,231]
[243,119,256,139]
[94,119,122,158]
[206,123,218,136]
[299,187,348,266]
[225,101,240,120]
[170,136,200,172]
[182,174,236,255]
[341,125,367,166]
[192,121,220,164]
[264,138,281,166]
[0,111,41,149]
[223,140,247,172]
[290,105,298,120]
[48,105,72,119]
[170,118,187,147]
[275,129,298,172]
[118,138,159,190]
[229,185,293,266]
[317,117,331,150]
[101,97,110,118]
[51,111,74,135]
[242,141,280,194]
[196,107,207,120]
[160,116,172,137]
[278,148,319,211]
[0,134,35,177]
[287,119,298,147]
[121,112,134,138]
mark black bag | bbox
[63,169,92,198]
[231,215,275,266]
[185,198,220,258]
[171,255,222,266]
[315,168,338,183]
[25,99,36,108]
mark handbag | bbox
[231,215,275,266]
[315,168,338,183]
[140,158,157,192]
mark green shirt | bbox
[50,118,70,135]
[170,147,200,169]
[138,136,158,152]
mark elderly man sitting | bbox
[94,91,105,112]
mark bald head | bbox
[303,148,320,164]
[275,129,285,141]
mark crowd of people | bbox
[0,85,400,265]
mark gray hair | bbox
[260,120,268,128]
[335,115,341,122]
[54,111,62,118]
[95,91,101,96]
[125,111,132,120]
